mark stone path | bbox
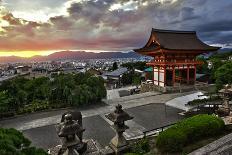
[166,91,207,111]
[104,91,161,105]
[106,86,136,99]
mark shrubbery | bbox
[0,128,47,155]
[126,138,150,155]
[215,61,232,89]
[0,73,106,117]
[156,114,225,153]
[187,96,221,106]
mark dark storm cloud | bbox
[0,0,231,52]
[180,7,199,20]
[169,7,200,25]
[197,20,232,33]
[67,0,115,25]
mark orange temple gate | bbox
[134,29,220,87]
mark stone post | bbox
[106,104,133,154]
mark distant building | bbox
[15,66,32,74]
[103,67,128,88]
[134,28,220,87]
[86,68,102,75]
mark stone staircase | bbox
[103,91,161,105]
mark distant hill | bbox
[218,48,232,53]
[0,51,142,63]
[0,56,25,63]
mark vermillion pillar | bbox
[172,66,175,86]
[152,66,154,84]
[164,66,166,87]
[187,65,190,84]
[158,66,160,86]
[194,65,196,84]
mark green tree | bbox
[72,84,91,106]
[0,128,47,155]
[0,91,13,113]
[210,51,232,60]
[121,72,133,85]
[122,61,147,71]
[63,86,72,104]
[112,62,118,71]
[196,56,209,74]
[210,58,223,80]
[132,75,141,86]
[0,73,107,115]
[215,61,232,89]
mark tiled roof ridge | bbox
[152,28,196,34]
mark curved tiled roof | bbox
[134,28,221,53]
[104,67,128,77]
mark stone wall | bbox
[140,83,165,93]
[189,132,232,155]
[141,82,214,94]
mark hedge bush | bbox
[187,96,221,106]
[0,128,48,155]
[156,114,225,153]
[130,138,150,154]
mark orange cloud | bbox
[0,51,55,57]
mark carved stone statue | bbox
[57,113,86,155]
[61,111,83,142]
[106,104,133,154]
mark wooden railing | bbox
[142,123,176,138]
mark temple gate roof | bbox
[134,28,221,54]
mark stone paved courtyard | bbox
[21,103,182,150]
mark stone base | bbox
[109,142,129,155]
[110,135,128,149]
[216,107,230,117]
[49,139,101,155]
[101,146,114,155]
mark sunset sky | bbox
[0,0,231,57]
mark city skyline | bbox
[0,0,231,57]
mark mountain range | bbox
[0,48,231,63]
[0,51,142,63]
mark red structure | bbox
[134,29,220,87]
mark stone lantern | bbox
[57,113,86,155]
[217,84,232,116]
[106,104,133,154]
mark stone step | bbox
[103,91,161,105]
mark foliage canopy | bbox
[156,114,225,153]
[0,73,106,117]
[0,128,47,155]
